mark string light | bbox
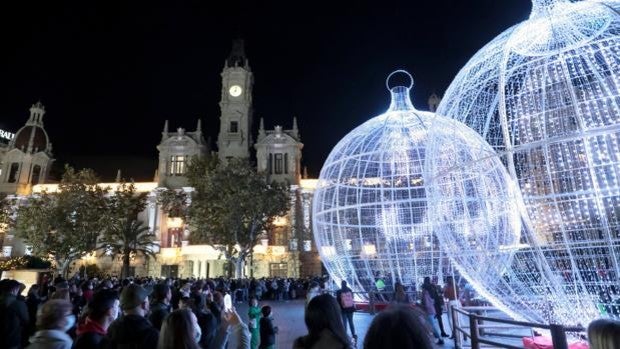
[313,71,521,301]
[437,0,620,326]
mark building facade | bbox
[1,42,441,279]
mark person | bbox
[293,294,352,349]
[157,308,201,349]
[248,297,261,349]
[588,318,620,349]
[432,277,449,338]
[306,281,320,306]
[180,295,218,349]
[26,284,43,340]
[363,305,433,349]
[335,280,356,343]
[374,274,386,302]
[392,282,410,304]
[106,284,159,349]
[26,299,74,349]
[149,284,172,331]
[259,306,278,349]
[73,289,119,349]
[0,279,30,349]
[421,277,444,345]
[443,276,460,338]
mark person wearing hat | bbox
[148,283,171,331]
[106,284,159,349]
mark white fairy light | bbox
[313,71,521,301]
[437,0,620,326]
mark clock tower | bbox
[217,39,254,162]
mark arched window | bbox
[31,165,41,185]
[8,163,19,183]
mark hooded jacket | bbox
[73,317,108,349]
[106,314,159,349]
[26,329,72,349]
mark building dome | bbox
[312,71,521,301]
[437,0,620,325]
[13,125,49,152]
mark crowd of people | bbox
[0,274,618,349]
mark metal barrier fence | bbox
[449,305,585,349]
[327,289,586,348]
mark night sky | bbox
[0,1,532,181]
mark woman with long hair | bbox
[293,294,353,349]
[588,318,620,349]
[157,308,201,349]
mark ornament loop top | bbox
[386,69,414,91]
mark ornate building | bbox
[3,42,437,279]
[0,102,54,195]
[148,40,318,278]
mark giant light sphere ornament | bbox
[312,71,521,301]
[437,0,620,325]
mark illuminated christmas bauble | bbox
[312,71,521,301]
[437,0,620,325]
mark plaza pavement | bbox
[231,299,456,349]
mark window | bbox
[169,155,186,175]
[31,165,41,185]
[269,154,273,174]
[274,153,283,174]
[229,121,239,133]
[8,163,19,183]
[284,153,289,174]
[269,263,288,278]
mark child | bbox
[259,305,278,349]
[248,298,261,349]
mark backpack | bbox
[340,291,354,308]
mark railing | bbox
[449,305,585,349]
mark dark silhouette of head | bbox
[341,280,348,288]
[301,294,351,348]
[364,305,433,349]
[158,308,200,349]
[588,318,620,349]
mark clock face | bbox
[229,85,243,97]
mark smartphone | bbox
[224,293,232,311]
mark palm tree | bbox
[100,219,156,278]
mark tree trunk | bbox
[122,250,131,278]
[234,258,244,279]
[58,258,71,278]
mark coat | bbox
[26,330,72,349]
[106,314,159,349]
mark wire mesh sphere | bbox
[312,71,521,301]
[437,0,620,325]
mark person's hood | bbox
[107,314,153,342]
[76,317,107,336]
[29,330,73,347]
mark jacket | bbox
[106,314,159,349]
[73,317,108,349]
[0,293,30,348]
[259,317,277,348]
[336,288,355,313]
[147,302,170,331]
[26,330,73,349]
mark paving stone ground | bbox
[231,299,457,349]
